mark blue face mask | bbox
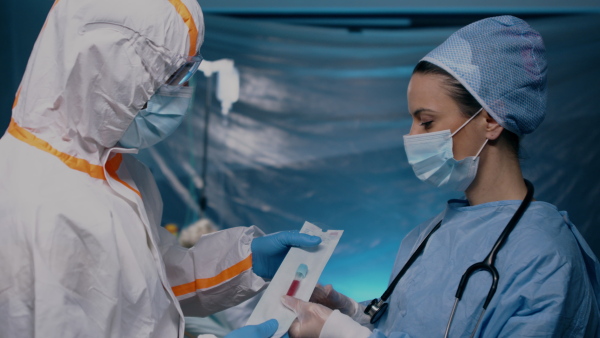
[403,108,487,191]
[119,85,193,149]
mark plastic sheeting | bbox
[136,14,600,301]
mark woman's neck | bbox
[465,142,527,206]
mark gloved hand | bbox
[251,231,321,279]
[310,284,357,317]
[224,319,279,338]
[281,295,333,338]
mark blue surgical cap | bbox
[422,15,547,136]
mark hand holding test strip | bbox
[246,222,343,338]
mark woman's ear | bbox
[483,110,504,140]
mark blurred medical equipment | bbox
[146,58,241,236]
[198,59,240,116]
[247,222,343,338]
[179,217,220,248]
[165,223,179,236]
[179,58,241,232]
[365,180,534,338]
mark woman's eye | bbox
[420,121,433,128]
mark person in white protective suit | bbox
[0,0,321,337]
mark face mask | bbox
[403,108,487,191]
[119,85,193,149]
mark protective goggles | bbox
[165,54,203,86]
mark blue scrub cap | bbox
[422,15,547,136]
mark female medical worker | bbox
[280,15,600,337]
[0,0,320,337]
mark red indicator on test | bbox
[286,263,308,296]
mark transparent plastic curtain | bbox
[137,14,600,300]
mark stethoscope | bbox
[365,180,534,338]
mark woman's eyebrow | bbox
[411,108,438,118]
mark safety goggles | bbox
[165,54,203,86]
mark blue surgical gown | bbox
[370,199,600,337]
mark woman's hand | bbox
[310,284,357,317]
[281,295,333,338]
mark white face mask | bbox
[119,85,193,149]
[403,108,487,191]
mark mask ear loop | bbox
[475,139,489,157]
[451,107,488,157]
[450,107,484,137]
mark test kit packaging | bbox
[246,221,343,338]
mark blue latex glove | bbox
[251,230,322,279]
[225,319,278,338]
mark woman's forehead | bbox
[408,74,458,110]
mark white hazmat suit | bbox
[0,0,268,336]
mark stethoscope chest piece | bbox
[366,298,388,324]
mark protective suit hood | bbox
[10,0,203,164]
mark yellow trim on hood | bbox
[168,0,198,57]
[7,119,141,197]
[8,119,106,180]
[12,88,20,109]
[105,153,142,198]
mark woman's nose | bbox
[408,123,421,136]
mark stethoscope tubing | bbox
[366,180,535,337]
[444,180,534,337]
